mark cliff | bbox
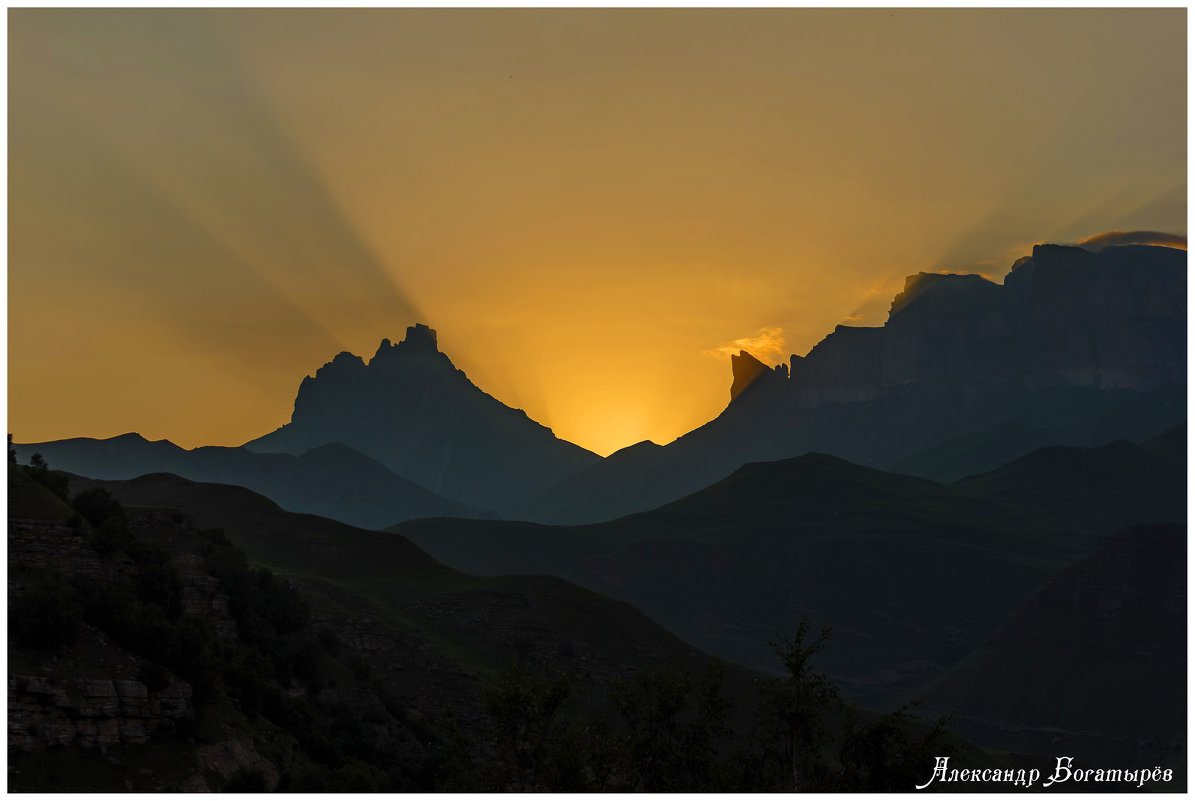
[781,244,1185,408]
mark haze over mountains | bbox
[17,242,1185,531]
[11,434,484,530]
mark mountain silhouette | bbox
[517,243,1186,523]
[12,434,484,529]
[16,242,1184,535]
[244,323,599,513]
[394,428,1185,713]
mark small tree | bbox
[608,664,731,791]
[481,662,573,791]
[757,618,840,791]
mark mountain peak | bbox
[729,350,768,400]
[245,322,599,511]
[400,323,438,352]
[729,350,787,401]
[370,323,445,367]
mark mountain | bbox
[518,243,1185,524]
[919,523,1185,766]
[244,323,599,513]
[394,428,1186,713]
[12,434,483,529]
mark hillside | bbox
[919,523,1185,767]
[11,466,1043,791]
[9,468,750,789]
[394,429,1185,719]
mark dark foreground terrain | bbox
[8,459,1031,792]
[9,433,1185,791]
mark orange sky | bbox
[8,8,1187,456]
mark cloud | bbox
[1076,230,1187,251]
[704,326,787,363]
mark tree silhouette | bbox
[757,618,840,790]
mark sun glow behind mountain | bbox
[8,8,1186,456]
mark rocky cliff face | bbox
[244,324,600,512]
[8,519,198,764]
[781,244,1185,408]
[8,674,193,751]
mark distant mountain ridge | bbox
[12,434,483,529]
[17,242,1184,530]
[244,323,599,513]
[517,243,1186,523]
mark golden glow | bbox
[704,327,788,364]
[8,9,1187,457]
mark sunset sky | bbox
[9,8,1186,456]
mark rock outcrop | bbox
[8,674,193,750]
[729,350,787,401]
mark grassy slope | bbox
[8,465,76,521]
[68,473,752,691]
[393,432,1185,711]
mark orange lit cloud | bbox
[705,327,787,363]
[1076,230,1187,251]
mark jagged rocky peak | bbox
[729,350,787,401]
[369,323,452,369]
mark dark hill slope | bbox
[68,473,746,693]
[920,523,1186,767]
[951,432,1186,520]
[14,435,483,529]
[395,433,1184,712]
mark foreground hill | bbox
[9,469,746,789]
[920,523,1186,767]
[394,429,1185,724]
[517,243,1185,523]
[12,434,484,528]
[244,323,599,513]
